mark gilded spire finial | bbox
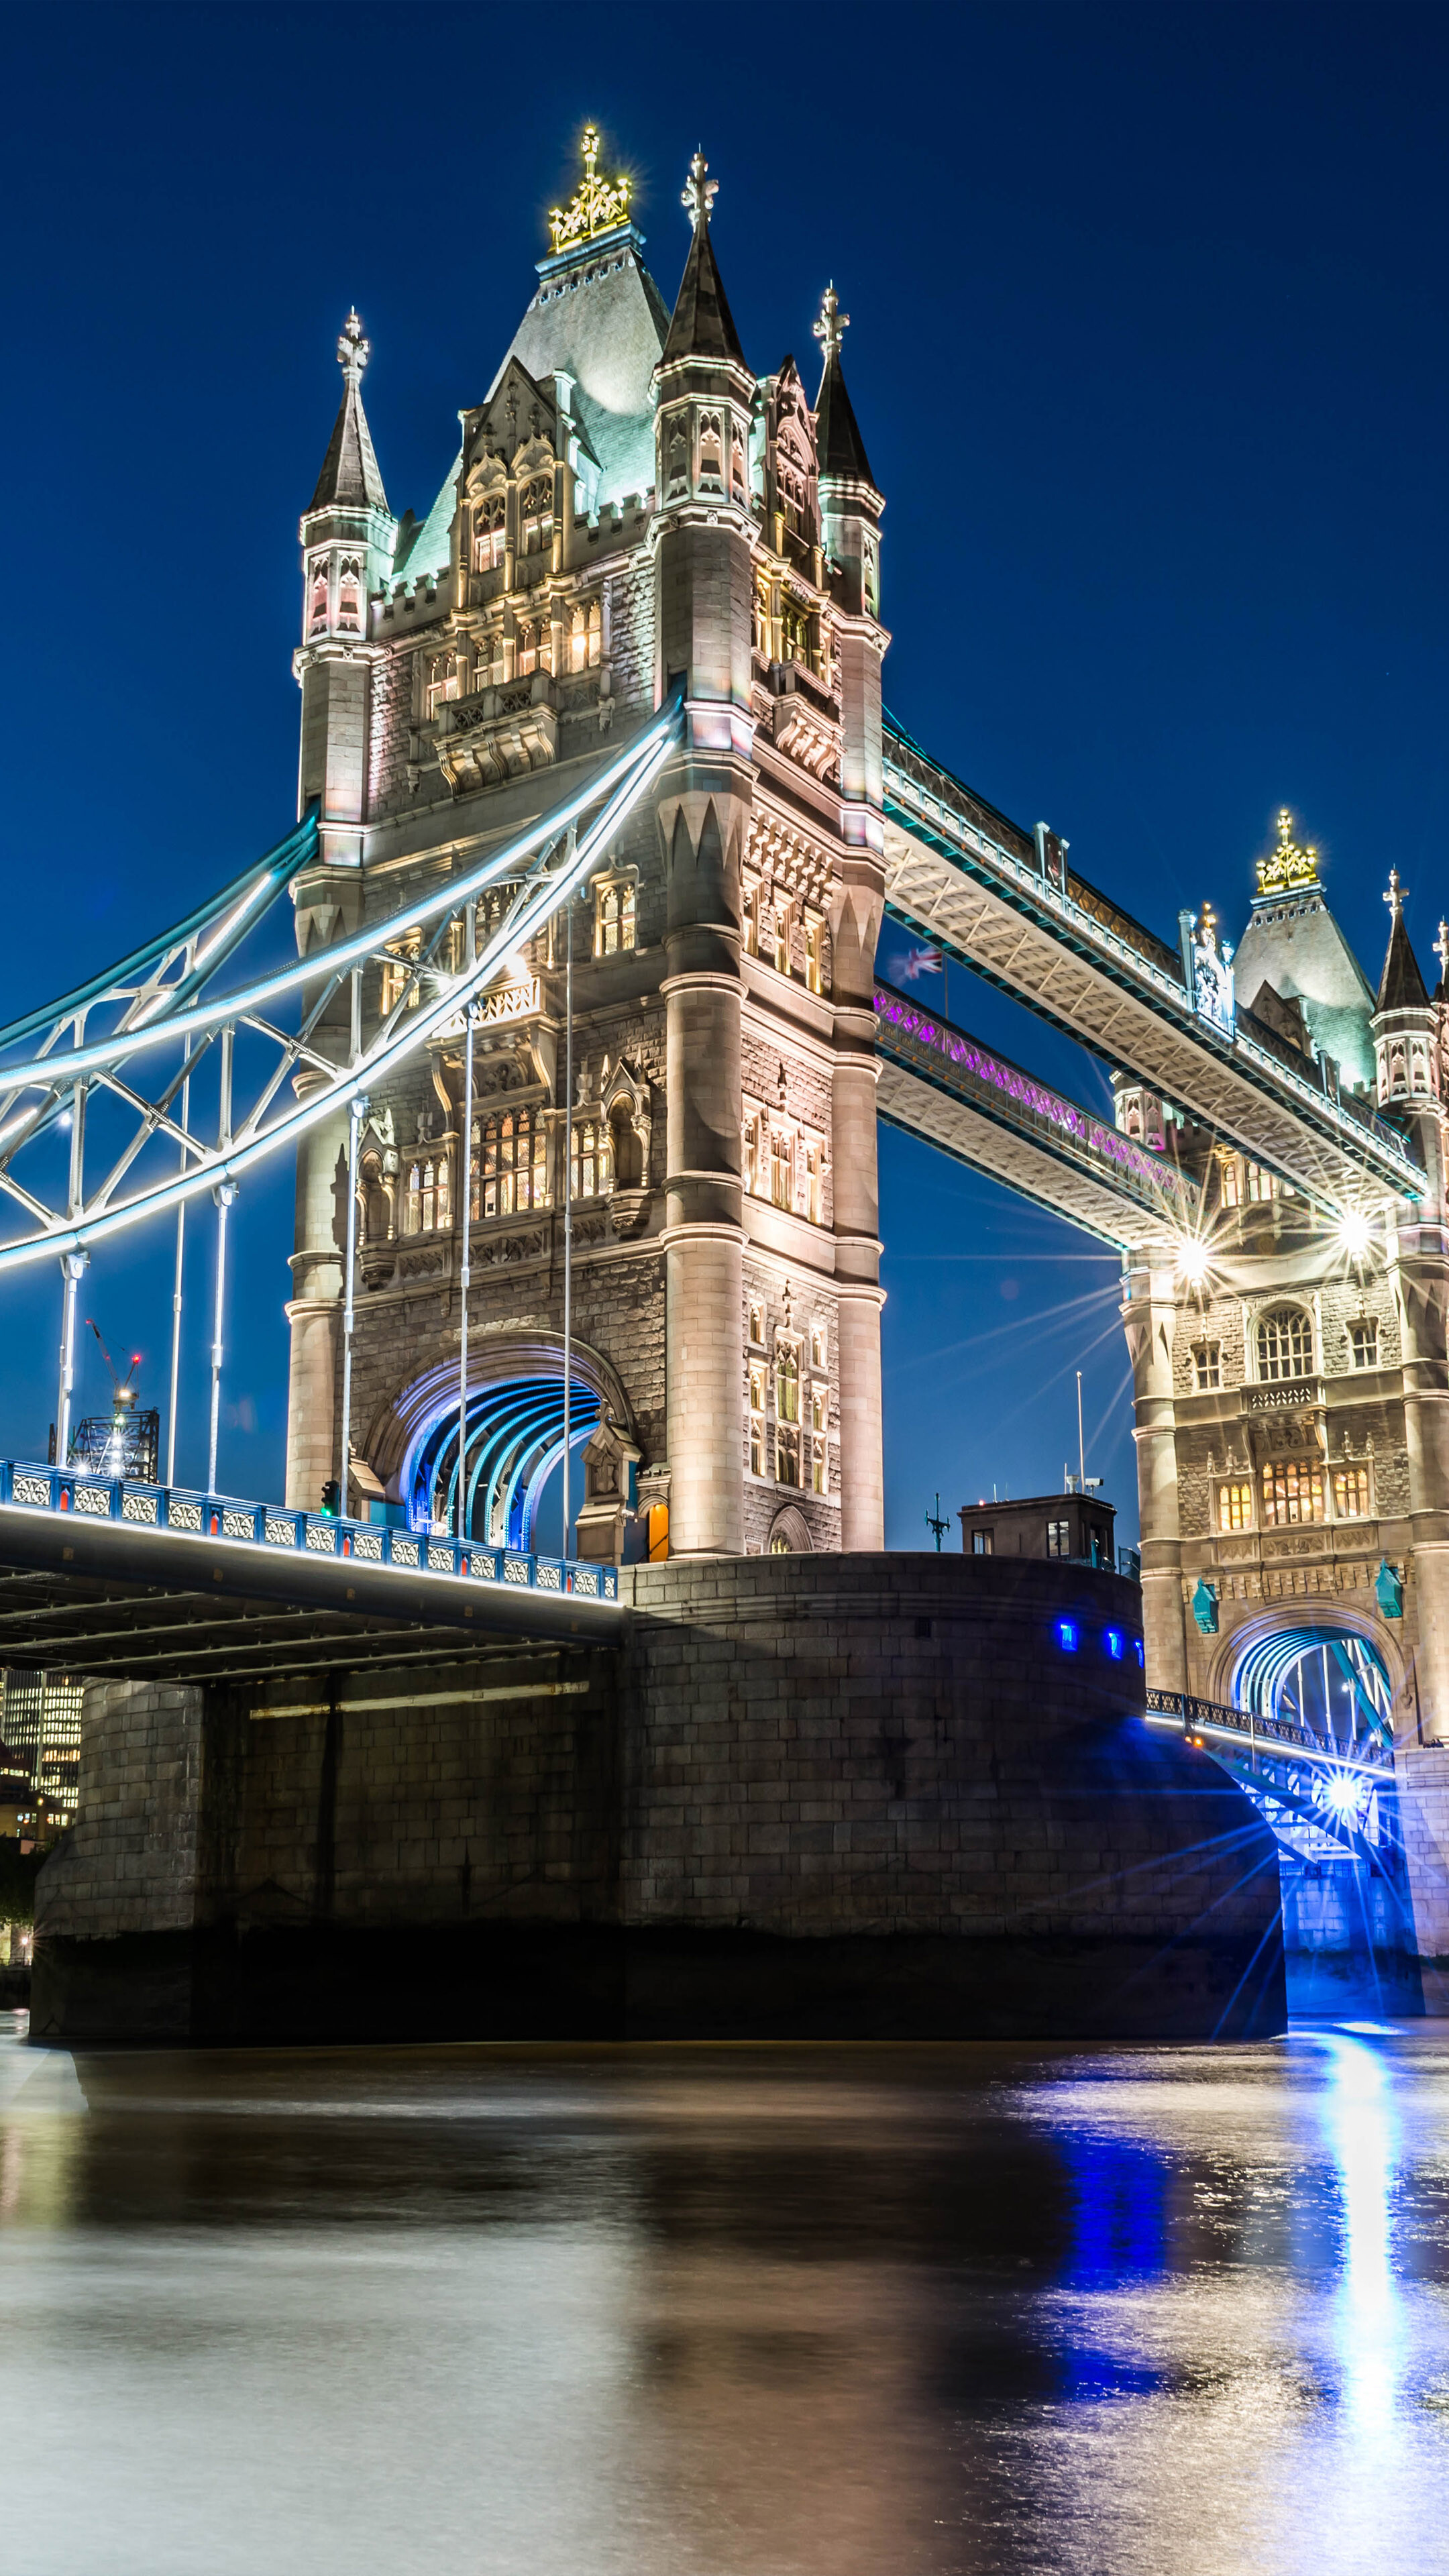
[814,282,849,364]
[1254,805,1321,902]
[548,125,631,255]
[337,309,369,387]
[1385,867,1407,924]
[682,148,717,232]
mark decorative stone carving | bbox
[435,675,558,794]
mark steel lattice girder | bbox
[0,703,682,1273]
[874,985,1199,1250]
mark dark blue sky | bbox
[2,1,1444,1542]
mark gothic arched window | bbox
[1256,1305,1313,1382]
[308,559,329,635]
[775,1340,799,1426]
[594,877,636,956]
[337,558,362,633]
[474,496,506,572]
[405,1156,449,1236]
[570,1116,612,1201]
[698,413,724,494]
[519,476,553,556]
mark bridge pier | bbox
[31,1554,1285,2044]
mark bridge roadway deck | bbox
[0,1492,623,1686]
[873,981,1198,1249]
[882,717,1422,1214]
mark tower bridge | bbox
[7,129,1449,2036]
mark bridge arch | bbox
[1208,1603,1407,1738]
[364,1333,635,1548]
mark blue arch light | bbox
[408,1373,602,1550]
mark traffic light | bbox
[320,1478,341,1517]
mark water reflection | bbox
[1311,2029,1400,2434]
[2,2015,1448,2575]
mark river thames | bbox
[3,2016,1447,2573]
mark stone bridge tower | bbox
[281,132,888,1564]
[1121,817,1449,1777]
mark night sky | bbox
[3,1,1444,1544]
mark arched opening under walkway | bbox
[407,1374,602,1550]
[1232,1623,1393,1751]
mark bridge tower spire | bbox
[1372,873,1449,1742]
[814,284,887,1546]
[651,150,757,1554]
[285,313,396,1513]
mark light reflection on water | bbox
[3,2012,1449,2576]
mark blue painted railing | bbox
[0,1462,619,1604]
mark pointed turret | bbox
[814,284,876,490]
[1378,871,1430,1011]
[1372,869,1438,1110]
[293,311,395,869]
[309,311,388,512]
[661,152,746,365]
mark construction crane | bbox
[62,1322,160,1481]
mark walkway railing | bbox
[1145,1684,1390,1776]
[0,1461,619,1602]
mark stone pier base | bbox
[33,1554,1287,2044]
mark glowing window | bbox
[405,1156,449,1236]
[519,475,553,555]
[808,1383,826,1434]
[773,902,791,976]
[1256,1306,1313,1381]
[810,1437,826,1496]
[1193,1342,1222,1391]
[748,1362,766,1477]
[775,1343,799,1426]
[775,1427,800,1487]
[748,1300,765,1345]
[308,560,330,635]
[1261,1460,1324,1526]
[1218,1155,1242,1210]
[1334,1467,1372,1520]
[594,879,635,957]
[474,1110,547,1219]
[569,1116,611,1203]
[1218,1481,1253,1533]
[337,557,362,633]
[1246,1162,1279,1203]
[771,1128,794,1212]
[473,496,506,572]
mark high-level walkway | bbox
[881,715,1422,1212]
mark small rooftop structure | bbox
[958,1491,1117,1570]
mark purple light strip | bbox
[874,990,1191,1201]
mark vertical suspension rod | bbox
[562,854,574,1560]
[166,1073,190,1488]
[339,1089,366,1521]
[457,904,476,1544]
[207,1023,237,1497]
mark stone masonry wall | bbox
[34,1554,1287,2042]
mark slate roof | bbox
[814,343,876,488]
[1377,907,1431,1012]
[309,376,388,515]
[661,215,746,367]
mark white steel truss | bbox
[0,701,682,1275]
